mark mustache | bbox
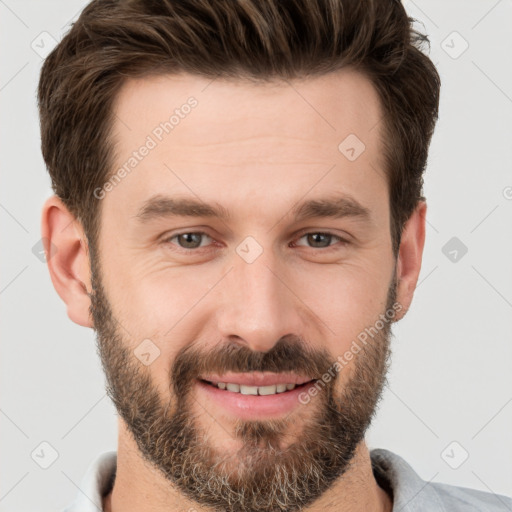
[171,336,335,397]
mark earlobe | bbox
[394,200,427,322]
[41,195,94,328]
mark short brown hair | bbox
[38,0,440,258]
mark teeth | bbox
[259,385,278,395]
[240,385,258,395]
[215,382,298,395]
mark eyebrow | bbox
[134,193,373,225]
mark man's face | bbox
[89,70,399,511]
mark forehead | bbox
[111,68,383,145]
[105,69,387,223]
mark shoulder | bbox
[430,481,512,511]
[61,451,117,512]
[370,448,512,512]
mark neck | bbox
[103,421,393,512]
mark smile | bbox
[201,380,312,395]
[195,374,319,419]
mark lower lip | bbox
[195,379,317,420]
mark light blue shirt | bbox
[62,448,512,511]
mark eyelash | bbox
[162,230,349,253]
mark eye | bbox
[162,230,349,253]
[164,231,214,250]
[293,231,348,250]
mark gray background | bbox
[1,0,511,510]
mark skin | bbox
[42,68,426,512]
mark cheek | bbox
[297,261,391,349]
[97,254,201,384]
[110,268,215,372]
[99,237,205,332]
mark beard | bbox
[88,251,397,512]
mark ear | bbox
[394,200,427,321]
[41,195,94,328]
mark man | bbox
[38,0,511,511]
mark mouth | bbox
[195,374,319,420]
[199,379,315,396]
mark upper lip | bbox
[199,372,314,387]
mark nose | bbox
[215,246,303,353]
